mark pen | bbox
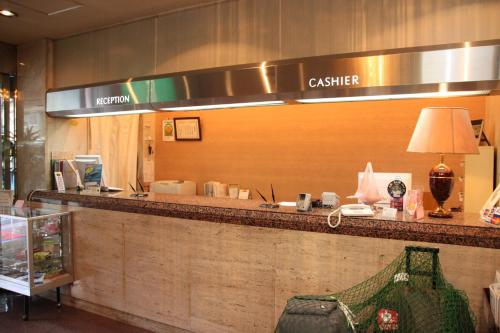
[137,177,145,192]
[255,188,267,202]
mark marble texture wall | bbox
[16,39,52,199]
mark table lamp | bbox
[407,107,479,218]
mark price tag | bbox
[381,207,398,219]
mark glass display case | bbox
[0,207,72,318]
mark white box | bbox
[150,180,196,195]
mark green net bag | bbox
[330,246,476,333]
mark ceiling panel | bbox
[10,0,80,15]
[0,0,223,45]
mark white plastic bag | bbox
[351,162,385,205]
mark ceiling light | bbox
[296,90,491,103]
[0,9,17,17]
[62,110,155,118]
[160,100,285,111]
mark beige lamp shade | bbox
[407,107,479,154]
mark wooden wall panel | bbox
[155,96,484,206]
[65,206,499,333]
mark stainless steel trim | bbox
[46,79,152,117]
[46,40,500,117]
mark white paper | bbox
[143,160,154,183]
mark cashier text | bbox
[308,75,360,88]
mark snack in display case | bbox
[0,207,73,297]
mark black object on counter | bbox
[311,199,322,208]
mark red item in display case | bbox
[1,230,24,241]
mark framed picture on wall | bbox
[174,117,202,141]
[162,119,175,141]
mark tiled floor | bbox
[0,294,152,333]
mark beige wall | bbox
[155,96,485,207]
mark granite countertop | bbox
[29,190,500,249]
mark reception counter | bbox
[30,190,499,249]
[29,190,500,333]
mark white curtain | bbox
[89,115,139,190]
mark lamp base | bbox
[428,206,452,218]
[428,156,454,219]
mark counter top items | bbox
[405,189,424,220]
[351,162,384,205]
[228,184,239,199]
[29,190,500,249]
[82,163,102,191]
[54,171,65,192]
[128,183,148,198]
[238,189,250,200]
[204,181,220,197]
[150,180,196,195]
[0,207,73,320]
[51,159,81,189]
[388,179,406,211]
[321,192,340,208]
[296,193,312,212]
[381,207,398,219]
[213,183,228,198]
[327,204,374,229]
[256,187,279,209]
[407,107,479,218]
[481,183,500,226]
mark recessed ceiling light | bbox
[0,9,17,17]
